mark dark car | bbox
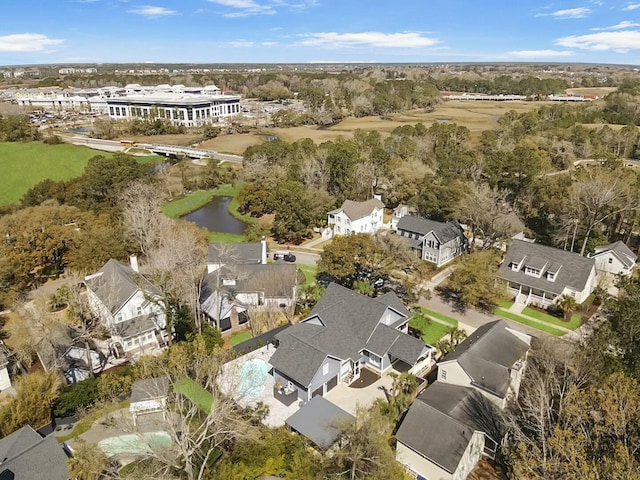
[273,252,296,262]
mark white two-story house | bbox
[85,257,166,355]
[498,239,596,307]
[327,198,385,236]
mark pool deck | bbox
[219,345,300,427]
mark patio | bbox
[325,368,397,416]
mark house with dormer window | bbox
[498,239,596,307]
[396,215,468,267]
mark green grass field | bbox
[174,377,214,413]
[494,308,567,336]
[0,141,163,205]
[297,264,318,286]
[409,308,459,345]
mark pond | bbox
[65,127,90,134]
[181,196,248,234]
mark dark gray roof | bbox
[366,324,427,365]
[270,334,328,386]
[328,198,384,221]
[285,396,354,448]
[396,382,491,474]
[594,241,637,269]
[201,264,297,301]
[0,426,69,480]
[442,320,529,398]
[270,284,416,386]
[498,239,595,295]
[130,377,170,403]
[85,259,159,315]
[397,216,465,244]
[114,315,158,340]
[208,242,263,265]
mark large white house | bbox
[590,241,637,277]
[84,257,166,355]
[327,198,385,236]
[498,239,596,307]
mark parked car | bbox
[273,252,296,262]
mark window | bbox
[323,363,329,376]
[511,263,519,271]
[136,306,143,316]
[440,369,447,381]
[547,273,555,281]
[608,258,613,264]
[525,267,540,277]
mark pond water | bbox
[65,127,90,134]
[181,196,248,234]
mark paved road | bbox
[418,294,553,339]
[268,249,319,267]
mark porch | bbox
[507,283,556,308]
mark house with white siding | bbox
[590,241,637,277]
[396,216,468,268]
[84,257,166,355]
[327,198,385,236]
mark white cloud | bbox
[507,49,575,58]
[0,33,64,52]
[128,5,177,17]
[556,30,640,50]
[537,7,592,18]
[623,3,640,10]
[207,0,274,16]
[299,32,440,48]
[261,41,278,46]
[591,20,640,30]
[227,40,254,47]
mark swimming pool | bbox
[238,358,270,400]
[98,431,172,457]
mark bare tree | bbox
[564,167,639,256]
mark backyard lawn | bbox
[174,377,213,413]
[229,331,252,347]
[409,308,459,345]
[297,264,318,286]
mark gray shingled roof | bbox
[201,264,296,301]
[285,396,354,449]
[270,283,417,386]
[130,377,170,403]
[85,259,159,315]
[397,216,465,244]
[396,382,492,474]
[114,314,158,340]
[0,426,68,480]
[442,320,529,398]
[328,198,384,221]
[498,239,595,295]
[594,241,637,269]
[208,242,263,265]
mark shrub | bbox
[52,378,99,418]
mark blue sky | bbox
[2,0,640,65]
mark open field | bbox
[0,141,164,205]
[566,86,617,97]
[207,100,549,153]
[200,133,264,155]
[0,141,114,205]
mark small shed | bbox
[285,396,354,449]
[130,377,170,425]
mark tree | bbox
[67,441,112,480]
[564,167,639,256]
[555,294,578,321]
[317,234,392,292]
[326,406,412,480]
[0,371,62,436]
[446,250,506,310]
[455,182,517,250]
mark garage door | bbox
[312,386,323,398]
[326,376,338,392]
